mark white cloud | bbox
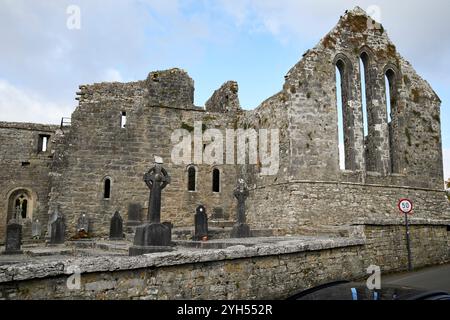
[0,79,72,125]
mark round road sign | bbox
[398,199,413,214]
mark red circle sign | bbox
[398,199,413,214]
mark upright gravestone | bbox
[46,209,58,240]
[49,215,65,245]
[194,205,208,241]
[127,203,142,227]
[110,211,124,241]
[230,179,251,238]
[32,219,42,239]
[76,213,89,238]
[129,161,174,256]
[3,220,23,255]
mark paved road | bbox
[383,264,450,292]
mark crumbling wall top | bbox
[205,81,241,113]
[145,68,195,108]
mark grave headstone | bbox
[50,215,65,245]
[76,213,89,238]
[32,219,42,239]
[3,220,23,255]
[129,162,174,256]
[231,179,251,238]
[127,203,142,227]
[110,211,124,241]
[194,205,208,241]
[212,207,224,220]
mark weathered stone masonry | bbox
[0,7,448,244]
[0,223,448,300]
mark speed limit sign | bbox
[398,199,413,214]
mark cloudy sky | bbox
[1,0,449,180]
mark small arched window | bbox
[104,178,111,199]
[187,166,196,192]
[212,168,220,193]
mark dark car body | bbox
[287,281,450,300]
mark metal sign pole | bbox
[404,212,413,272]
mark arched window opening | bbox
[188,166,196,192]
[335,60,347,171]
[359,53,369,138]
[7,189,34,222]
[212,168,220,193]
[385,69,397,174]
[104,178,111,199]
[385,69,396,124]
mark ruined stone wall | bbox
[247,181,449,233]
[48,72,241,238]
[0,224,447,300]
[205,81,241,113]
[241,8,446,230]
[0,122,58,243]
[270,8,442,188]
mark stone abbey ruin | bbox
[0,8,449,299]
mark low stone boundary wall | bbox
[0,224,448,300]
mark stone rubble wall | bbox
[48,95,241,238]
[280,8,442,188]
[247,181,449,233]
[0,224,448,300]
[0,122,59,243]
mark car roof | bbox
[288,281,450,300]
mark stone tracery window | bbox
[14,193,28,219]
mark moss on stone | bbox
[181,122,194,132]
[322,34,336,49]
[343,13,368,33]
[411,88,421,103]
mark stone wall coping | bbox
[250,180,445,193]
[353,218,450,226]
[0,121,59,132]
[0,237,365,283]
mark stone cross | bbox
[231,179,251,238]
[234,179,249,224]
[144,163,171,223]
[4,220,23,255]
[129,163,173,256]
[110,211,124,241]
[194,205,208,241]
